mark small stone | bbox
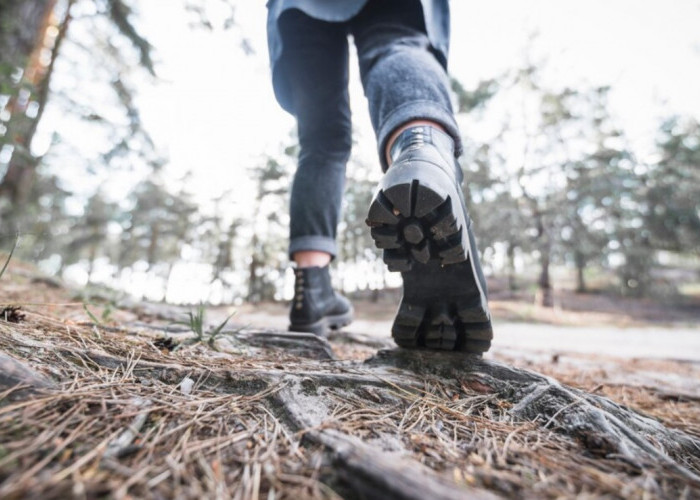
[180,377,195,395]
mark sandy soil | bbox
[231,300,700,361]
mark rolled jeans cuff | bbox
[377,100,462,171]
[289,235,337,260]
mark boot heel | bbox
[366,167,470,270]
[367,126,493,354]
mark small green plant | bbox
[82,304,104,339]
[78,285,120,327]
[0,235,18,280]
[101,302,115,323]
[182,302,206,339]
[83,303,102,325]
[174,303,237,351]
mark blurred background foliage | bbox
[1,0,699,306]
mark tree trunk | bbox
[146,222,159,269]
[524,198,554,308]
[87,244,96,283]
[213,221,236,283]
[506,241,517,291]
[537,242,553,307]
[163,261,175,300]
[533,208,554,308]
[0,0,53,69]
[575,249,587,293]
[247,233,261,303]
[0,0,65,208]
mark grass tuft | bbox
[173,303,238,351]
[0,234,18,280]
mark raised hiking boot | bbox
[366,125,493,354]
[289,265,354,336]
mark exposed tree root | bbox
[368,350,700,484]
[0,352,56,399]
[1,303,699,498]
[275,378,499,499]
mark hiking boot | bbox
[366,125,493,354]
[289,265,354,336]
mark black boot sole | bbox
[367,161,493,354]
[289,310,354,337]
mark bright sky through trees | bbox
[32,0,700,302]
[128,0,700,208]
[36,0,700,213]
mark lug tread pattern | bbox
[367,178,493,355]
[366,180,468,268]
[392,299,493,354]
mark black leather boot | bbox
[289,266,353,336]
[366,125,493,354]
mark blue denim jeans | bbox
[275,0,461,258]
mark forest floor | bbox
[233,287,700,361]
[1,261,699,499]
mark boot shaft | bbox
[388,125,463,184]
[291,266,342,323]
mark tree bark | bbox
[247,233,261,303]
[0,0,53,69]
[506,241,517,291]
[0,0,70,209]
[529,201,553,307]
[575,249,587,293]
[0,351,56,399]
[538,243,553,307]
[146,222,159,269]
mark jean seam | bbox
[289,235,337,259]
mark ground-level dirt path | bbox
[232,304,700,361]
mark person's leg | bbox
[293,251,331,268]
[350,0,461,170]
[351,0,493,353]
[277,9,352,264]
[274,9,353,335]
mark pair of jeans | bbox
[274,0,461,258]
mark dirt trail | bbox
[232,307,700,362]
